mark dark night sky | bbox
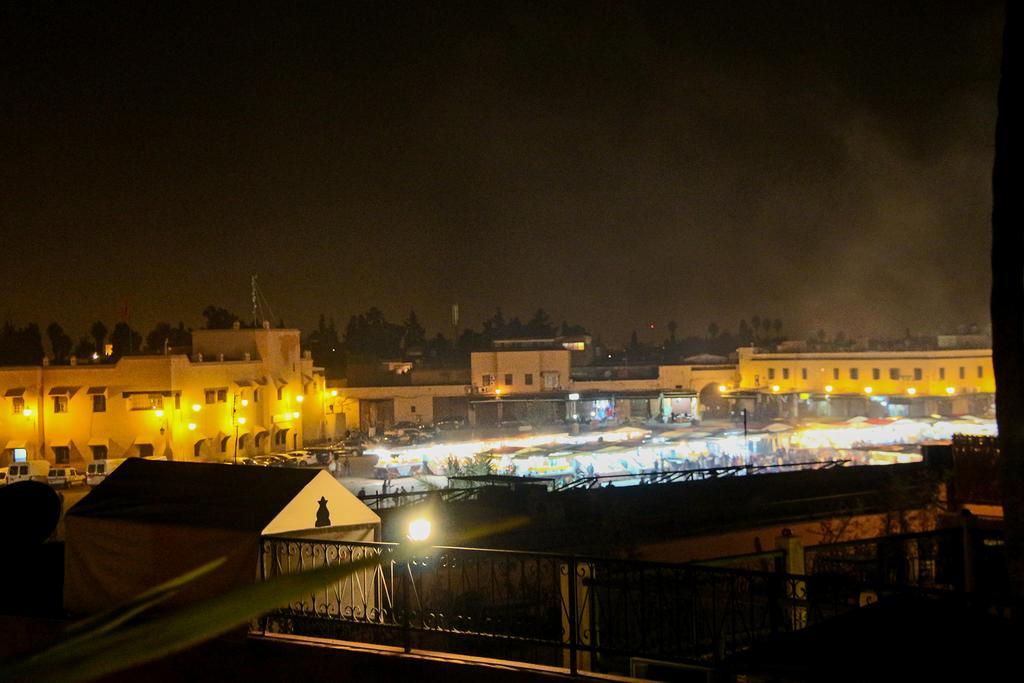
[0,1,1004,344]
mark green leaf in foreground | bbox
[0,548,410,683]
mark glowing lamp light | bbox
[155,409,165,417]
[295,395,304,403]
[187,422,197,431]
[863,387,873,394]
[407,517,432,542]
[568,393,580,401]
[907,387,917,396]
[331,390,338,397]
[192,403,201,412]
[771,385,780,393]
[946,386,956,395]
[237,417,247,425]
[495,388,502,396]
[718,384,728,392]
[292,411,301,419]
[241,398,249,407]
[23,408,32,417]
[91,352,99,360]
[824,385,833,393]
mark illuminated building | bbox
[0,326,337,467]
[329,342,995,431]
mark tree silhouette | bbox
[145,322,192,353]
[109,322,141,359]
[402,310,426,350]
[90,321,108,354]
[46,322,72,362]
[202,306,239,329]
[73,337,94,358]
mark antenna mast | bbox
[251,274,258,327]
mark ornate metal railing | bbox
[554,459,849,491]
[256,536,887,675]
[805,526,1007,594]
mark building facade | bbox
[329,342,996,431]
[1,327,339,467]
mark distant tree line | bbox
[0,304,256,366]
[304,307,588,377]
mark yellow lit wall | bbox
[736,347,994,396]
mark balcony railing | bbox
[255,536,954,676]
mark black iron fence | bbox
[805,525,1007,594]
[554,459,849,491]
[256,536,911,675]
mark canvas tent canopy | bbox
[64,459,380,615]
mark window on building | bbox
[768,368,776,380]
[504,373,513,385]
[801,368,807,380]
[129,394,163,411]
[254,389,261,403]
[277,386,284,401]
[978,366,984,378]
[174,394,181,410]
[92,395,106,412]
[525,373,534,385]
[220,436,230,453]
[889,368,900,380]
[53,446,70,464]
[914,368,923,381]
[12,397,25,414]
[833,368,839,380]
[481,374,494,387]
[871,368,880,381]
[782,368,790,380]
[90,445,107,460]
[217,389,227,403]
[940,367,946,380]
[205,389,216,405]
[959,366,966,379]
[850,368,859,380]
[53,396,68,413]
[410,405,417,413]
[194,440,204,458]
[542,372,560,390]
[138,443,154,458]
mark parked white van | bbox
[7,460,51,484]
[85,458,127,486]
[48,466,85,488]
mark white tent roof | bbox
[263,470,380,535]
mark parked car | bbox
[435,416,467,431]
[284,450,318,466]
[48,466,85,488]
[0,467,8,486]
[86,458,127,486]
[498,420,534,433]
[257,454,293,467]
[7,459,50,484]
[383,421,421,438]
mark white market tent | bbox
[64,459,380,615]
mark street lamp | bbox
[232,394,245,465]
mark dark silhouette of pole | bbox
[991,2,1024,601]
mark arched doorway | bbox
[698,383,729,420]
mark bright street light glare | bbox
[407,517,432,542]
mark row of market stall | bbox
[368,416,997,481]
